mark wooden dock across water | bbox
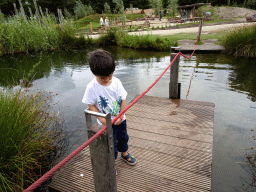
[49,95,214,192]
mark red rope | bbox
[24,27,200,192]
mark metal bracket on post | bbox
[84,109,116,192]
[170,46,180,53]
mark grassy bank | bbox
[220,24,256,57]
[0,89,65,191]
[97,28,178,51]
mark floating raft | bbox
[174,39,225,53]
[49,95,214,191]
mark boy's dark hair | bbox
[89,49,115,76]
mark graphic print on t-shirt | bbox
[98,95,121,116]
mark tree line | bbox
[0,0,255,17]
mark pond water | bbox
[1,47,256,191]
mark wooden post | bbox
[85,109,117,192]
[169,52,180,99]
[90,22,93,34]
[197,18,203,41]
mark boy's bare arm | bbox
[114,99,126,125]
[120,99,126,120]
[88,104,107,126]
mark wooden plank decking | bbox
[49,95,214,192]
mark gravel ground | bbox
[217,7,256,20]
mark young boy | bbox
[82,49,136,166]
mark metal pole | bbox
[85,109,117,192]
[169,52,180,99]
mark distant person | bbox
[182,9,187,22]
[152,13,155,20]
[159,9,162,21]
[105,17,109,27]
[100,16,104,27]
[82,49,137,175]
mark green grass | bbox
[220,24,256,57]
[0,89,65,191]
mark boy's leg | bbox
[114,120,137,165]
[112,120,129,157]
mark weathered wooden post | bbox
[90,22,93,34]
[197,17,203,41]
[169,47,181,99]
[84,109,117,192]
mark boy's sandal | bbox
[121,153,137,165]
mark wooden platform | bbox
[49,95,214,191]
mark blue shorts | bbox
[112,120,129,159]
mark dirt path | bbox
[128,22,256,36]
[88,22,256,39]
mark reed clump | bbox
[0,89,66,191]
[0,12,92,56]
[221,24,256,57]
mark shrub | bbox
[74,0,94,20]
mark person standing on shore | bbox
[105,17,109,28]
[159,8,162,21]
[100,16,104,27]
[182,9,187,22]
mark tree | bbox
[74,0,94,20]
[167,0,178,17]
[148,0,163,15]
[112,0,125,24]
[104,2,111,14]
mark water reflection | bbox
[0,50,90,87]
[195,54,256,102]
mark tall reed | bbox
[221,24,256,57]
[0,89,65,191]
[0,14,60,54]
[0,10,87,56]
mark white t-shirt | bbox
[100,17,103,26]
[82,76,127,125]
[105,19,109,26]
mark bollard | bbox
[85,109,117,192]
[197,18,203,41]
[169,51,180,99]
[90,22,93,34]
